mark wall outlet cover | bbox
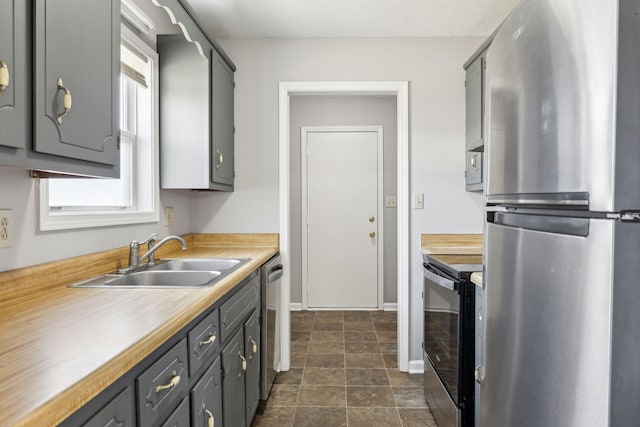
[0,209,13,248]
[165,207,175,226]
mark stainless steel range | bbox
[423,254,481,427]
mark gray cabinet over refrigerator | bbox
[463,33,494,193]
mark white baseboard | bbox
[408,359,424,374]
[383,303,398,311]
[290,303,399,311]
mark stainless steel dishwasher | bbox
[259,254,283,400]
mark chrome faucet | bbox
[119,234,187,273]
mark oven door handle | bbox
[423,266,457,291]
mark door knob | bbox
[369,231,376,238]
[369,216,375,223]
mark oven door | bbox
[423,265,461,403]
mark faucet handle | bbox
[139,233,158,246]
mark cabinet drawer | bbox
[161,397,190,427]
[82,387,135,427]
[137,339,188,427]
[220,276,259,342]
[188,309,220,377]
[191,356,222,427]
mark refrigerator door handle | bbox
[491,212,590,237]
[423,267,457,291]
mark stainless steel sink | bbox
[150,258,249,271]
[69,258,251,289]
[106,271,221,288]
[70,271,222,288]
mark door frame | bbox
[279,81,410,372]
[301,125,385,310]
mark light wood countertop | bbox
[0,234,278,427]
[421,233,483,256]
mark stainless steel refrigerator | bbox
[480,0,640,426]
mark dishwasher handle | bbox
[267,264,284,283]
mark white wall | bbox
[193,37,486,363]
[0,165,193,272]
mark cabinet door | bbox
[0,0,27,151]
[465,54,484,151]
[82,387,135,427]
[210,48,234,188]
[161,397,190,427]
[33,0,119,166]
[191,356,223,427]
[243,310,260,424]
[222,328,246,427]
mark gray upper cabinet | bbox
[0,0,27,152]
[465,55,484,152]
[463,34,494,193]
[210,48,235,189]
[33,0,120,172]
[155,0,235,191]
[0,0,120,178]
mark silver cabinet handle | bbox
[471,154,478,168]
[0,60,9,93]
[216,149,224,169]
[56,78,72,124]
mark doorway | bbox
[278,81,410,372]
[301,126,384,309]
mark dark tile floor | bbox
[251,310,438,427]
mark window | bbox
[39,25,159,230]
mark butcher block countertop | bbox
[421,233,483,256]
[0,234,278,427]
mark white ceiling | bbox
[183,0,520,39]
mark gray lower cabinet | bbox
[0,0,27,152]
[221,309,261,427]
[59,271,260,427]
[161,397,190,427]
[82,387,135,427]
[137,339,189,427]
[222,327,246,427]
[243,311,260,423]
[191,357,223,427]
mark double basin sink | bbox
[70,258,250,289]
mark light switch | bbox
[385,196,397,208]
[413,193,424,209]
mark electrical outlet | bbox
[165,207,175,226]
[0,209,13,248]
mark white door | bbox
[302,126,383,309]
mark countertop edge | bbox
[5,242,278,427]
